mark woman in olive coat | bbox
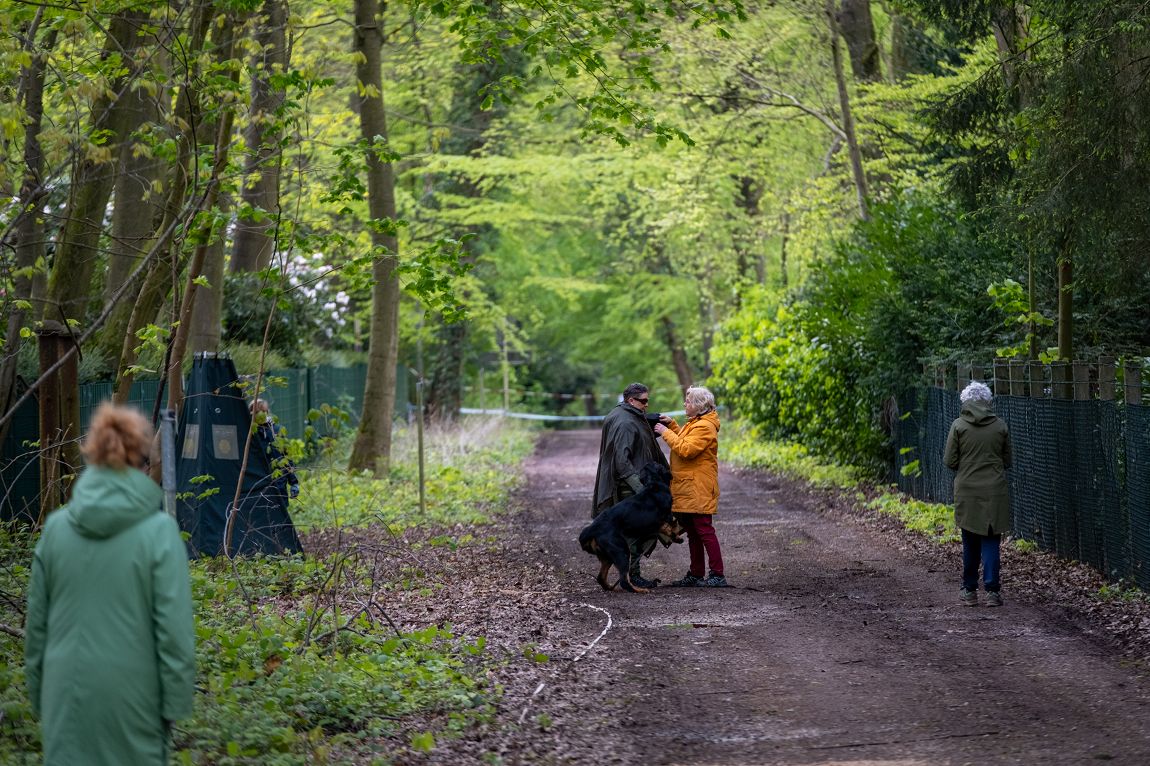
[25,403,196,765]
[944,381,1013,607]
[655,385,727,587]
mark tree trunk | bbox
[422,7,521,422]
[1057,235,1073,361]
[835,0,881,82]
[110,1,215,402]
[348,0,402,477]
[991,3,1032,107]
[166,15,245,416]
[0,19,56,446]
[826,0,870,221]
[188,198,230,354]
[661,317,694,394]
[230,0,288,274]
[733,175,764,288]
[426,321,467,421]
[37,320,81,521]
[779,210,790,288]
[45,9,150,325]
[104,52,165,306]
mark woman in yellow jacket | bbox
[654,385,727,587]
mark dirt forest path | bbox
[515,428,1150,766]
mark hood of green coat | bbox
[960,399,997,426]
[65,465,164,539]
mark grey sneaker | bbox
[961,588,979,607]
[670,573,704,587]
[985,591,1003,607]
[701,572,729,588]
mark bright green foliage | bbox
[0,527,37,765]
[866,494,959,544]
[292,418,535,530]
[711,191,1008,472]
[180,556,488,764]
[721,421,861,489]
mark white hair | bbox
[960,381,993,403]
[685,385,716,414]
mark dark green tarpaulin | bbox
[176,355,302,557]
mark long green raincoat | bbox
[944,398,1014,536]
[25,465,196,766]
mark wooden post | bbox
[1009,359,1026,397]
[1028,361,1045,399]
[1098,357,1116,401]
[1051,361,1072,400]
[37,320,81,524]
[1124,362,1143,406]
[1072,361,1091,401]
[957,362,971,391]
[971,364,984,382]
[993,358,1009,397]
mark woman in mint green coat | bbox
[25,403,196,765]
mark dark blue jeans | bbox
[961,528,1001,592]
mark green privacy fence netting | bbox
[0,364,377,523]
[893,361,1150,588]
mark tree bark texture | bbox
[1057,237,1073,361]
[37,320,80,522]
[45,10,151,324]
[835,0,881,82]
[230,0,288,274]
[166,13,245,416]
[827,0,870,221]
[661,317,694,394]
[0,20,55,447]
[991,3,1032,108]
[103,45,165,306]
[349,0,402,477]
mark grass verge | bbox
[722,421,957,544]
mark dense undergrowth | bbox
[0,415,536,765]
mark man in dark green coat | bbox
[592,382,670,588]
[25,404,196,765]
[944,381,1013,607]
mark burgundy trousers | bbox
[681,513,724,577]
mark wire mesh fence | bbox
[893,359,1150,588]
[0,364,370,523]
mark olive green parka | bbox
[25,465,196,766]
[944,398,1013,536]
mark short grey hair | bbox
[684,385,716,414]
[960,381,993,403]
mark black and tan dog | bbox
[579,461,682,593]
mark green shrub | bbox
[711,190,1009,474]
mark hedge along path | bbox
[516,428,1150,766]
